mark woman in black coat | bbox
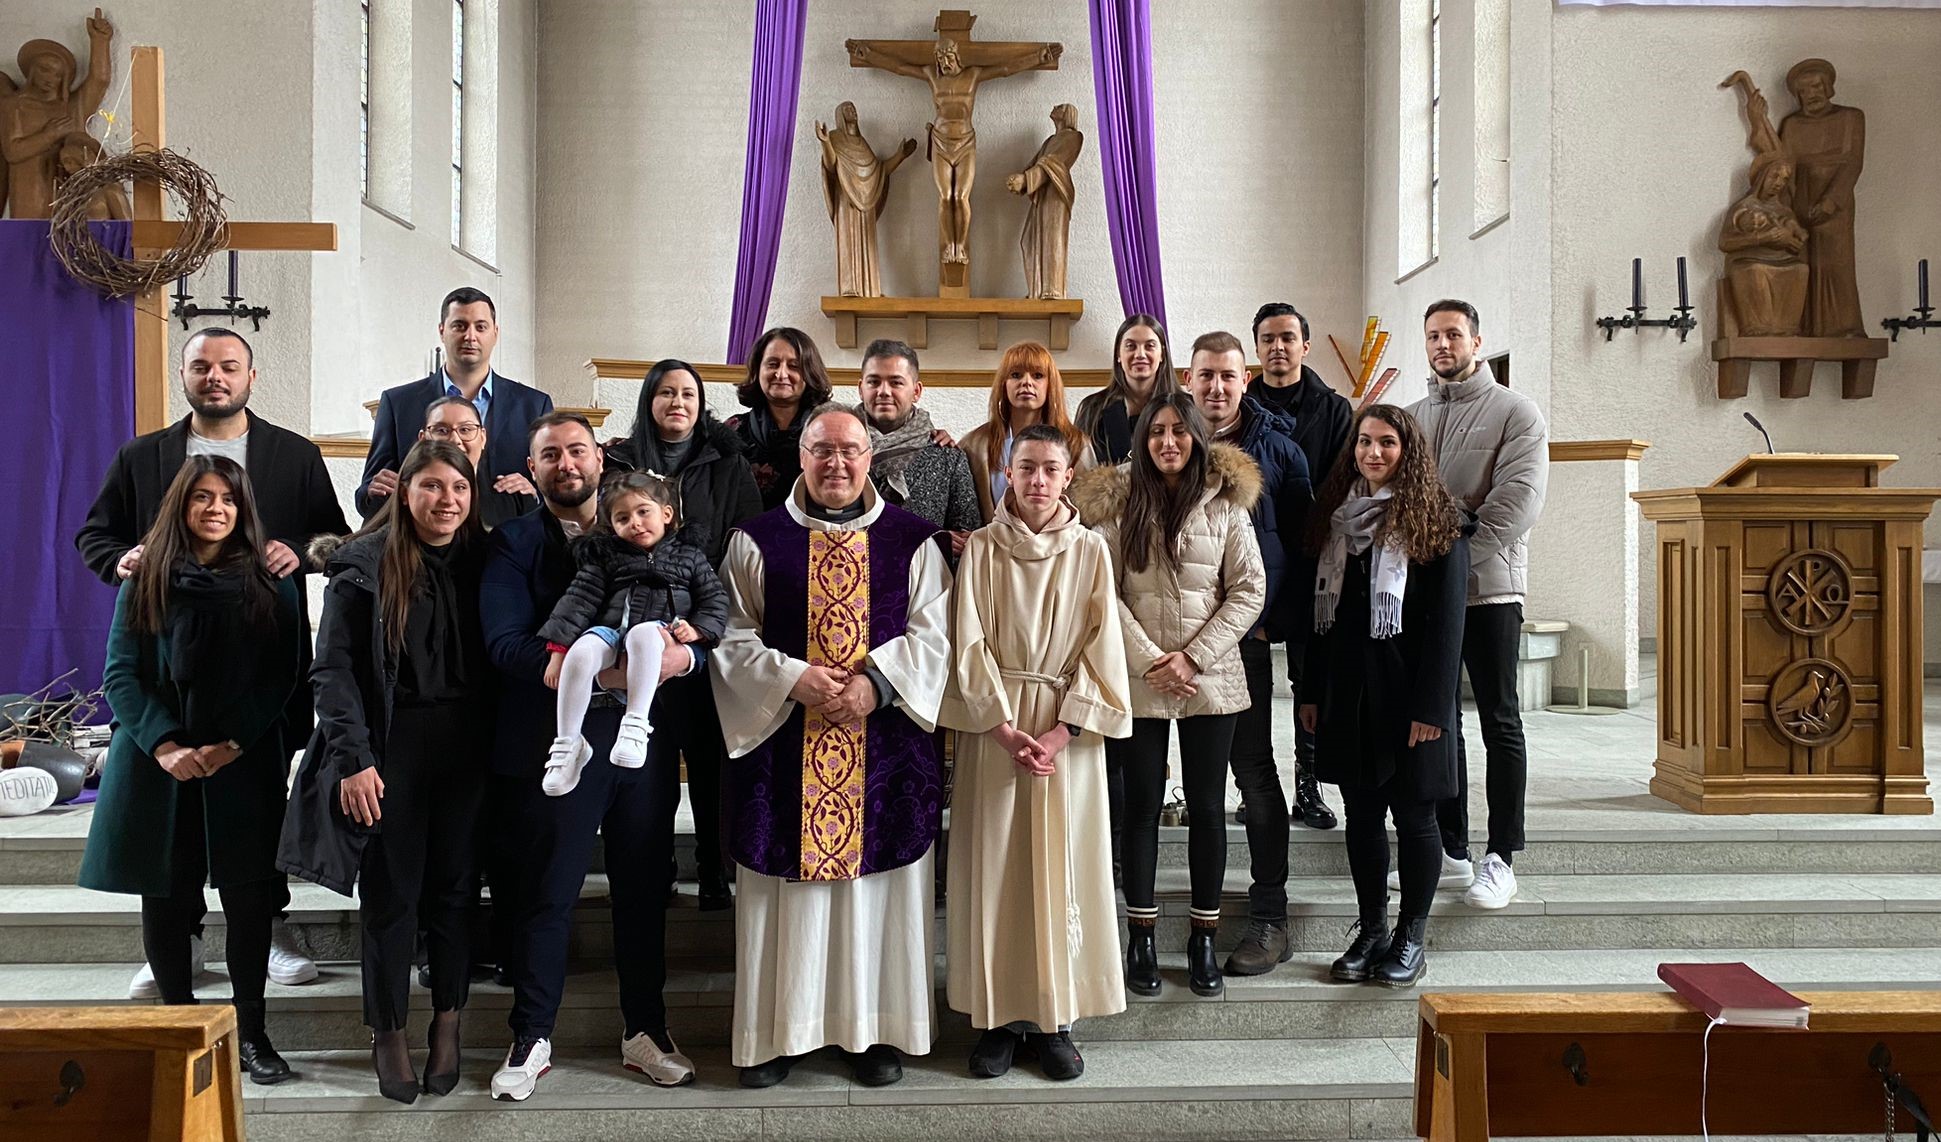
[79,456,301,1085]
[1298,404,1468,989]
[723,327,834,510]
[606,359,761,907]
[277,441,489,1103]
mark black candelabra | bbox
[1596,256,1698,342]
[171,250,271,331]
[1881,258,1941,341]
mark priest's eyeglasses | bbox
[423,424,484,441]
[805,444,871,462]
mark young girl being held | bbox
[538,472,730,796]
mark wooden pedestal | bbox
[1712,335,1889,400]
[1415,991,1941,1141]
[821,295,1083,352]
[0,1005,246,1142]
[1633,454,1939,814]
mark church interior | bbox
[3,0,1941,1139]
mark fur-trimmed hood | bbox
[1069,440,1263,528]
[306,529,383,580]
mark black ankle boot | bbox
[1372,916,1428,988]
[1123,924,1160,996]
[1293,765,1337,830]
[1186,925,1224,997]
[1329,917,1392,983]
[234,1000,293,1085]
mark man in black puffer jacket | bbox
[1184,331,1316,979]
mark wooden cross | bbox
[846,10,1059,297]
[124,46,337,433]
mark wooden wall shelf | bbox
[820,295,1084,351]
[1712,335,1889,400]
[583,359,1113,390]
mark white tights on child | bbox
[556,624,668,768]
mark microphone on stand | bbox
[1743,411,1776,454]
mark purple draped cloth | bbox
[0,221,134,695]
[1089,0,1168,324]
[725,0,809,364]
[725,504,944,880]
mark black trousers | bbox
[1121,714,1237,914]
[660,673,726,880]
[1341,775,1441,924]
[1104,736,1128,874]
[358,703,485,1031]
[1436,602,1528,861]
[139,787,281,1038]
[1231,637,1290,922]
[508,706,677,1041]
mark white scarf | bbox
[1315,482,1409,639]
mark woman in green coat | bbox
[78,455,302,1085]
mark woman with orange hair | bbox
[960,342,1095,523]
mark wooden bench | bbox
[1415,990,1941,1140]
[0,1005,245,1142]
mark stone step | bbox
[6,947,1935,1052]
[6,871,1940,963]
[234,1038,1419,1141]
[217,1041,1872,1142]
[6,807,1939,885]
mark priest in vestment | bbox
[711,403,952,1089]
[1006,103,1084,300]
[818,102,917,298]
[943,425,1131,1081]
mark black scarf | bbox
[397,541,475,703]
[164,561,258,744]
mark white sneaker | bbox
[130,934,208,999]
[1387,853,1475,892]
[610,713,654,768]
[267,920,318,985]
[621,1030,696,1087]
[542,736,592,797]
[491,1036,553,1101]
[1462,853,1518,910]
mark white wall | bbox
[1548,4,1941,682]
[542,0,1365,433]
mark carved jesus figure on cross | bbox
[846,11,1059,293]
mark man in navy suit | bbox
[355,287,554,518]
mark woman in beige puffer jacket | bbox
[1071,394,1265,1002]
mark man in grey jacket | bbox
[1405,299,1548,911]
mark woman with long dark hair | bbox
[279,441,490,1103]
[606,358,761,908]
[1073,314,1179,465]
[1299,404,1468,989]
[1072,393,1264,1001]
[80,456,302,1085]
[961,341,1093,524]
[725,328,835,510]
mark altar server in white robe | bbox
[711,403,954,1090]
[944,424,1132,1082]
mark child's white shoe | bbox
[611,712,654,768]
[543,735,592,797]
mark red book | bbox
[1658,962,1810,1029]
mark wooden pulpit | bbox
[1633,454,1940,814]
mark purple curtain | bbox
[725,0,810,364]
[0,221,134,696]
[1089,0,1167,325]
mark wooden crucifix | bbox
[845,10,1059,298]
[124,46,337,433]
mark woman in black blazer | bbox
[1298,404,1469,989]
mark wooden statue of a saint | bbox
[1719,70,1808,336]
[2,8,115,219]
[1006,103,1083,300]
[818,101,917,299]
[1778,58,1866,337]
